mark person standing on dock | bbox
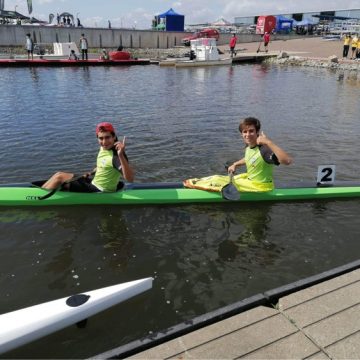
[263,32,270,53]
[342,34,351,58]
[229,33,238,57]
[25,33,34,60]
[350,34,358,59]
[79,33,88,60]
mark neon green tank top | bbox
[92,148,121,192]
[245,146,274,183]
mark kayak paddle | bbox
[221,172,240,201]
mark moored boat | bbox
[0,42,150,66]
[161,38,232,68]
[0,278,153,355]
[0,180,359,206]
[109,50,131,60]
[0,58,151,67]
[175,57,232,67]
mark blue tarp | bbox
[157,8,182,17]
[156,8,184,31]
[276,15,294,32]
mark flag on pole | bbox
[27,0,33,14]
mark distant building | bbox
[234,8,360,26]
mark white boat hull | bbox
[175,58,232,67]
[0,277,153,354]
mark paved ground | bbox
[128,268,360,359]
[218,36,346,59]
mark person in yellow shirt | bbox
[350,34,358,59]
[42,122,134,192]
[357,36,360,59]
[343,34,351,58]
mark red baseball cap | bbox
[96,122,115,135]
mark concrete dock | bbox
[231,51,279,63]
[129,268,360,359]
[93,260,360,359]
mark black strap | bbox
[37,174,85,201]
[38,188,58,200]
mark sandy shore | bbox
[219,36,352,60]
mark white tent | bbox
[211,17,232,26]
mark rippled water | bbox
[0,64,359,358]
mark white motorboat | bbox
[159,38,232,67]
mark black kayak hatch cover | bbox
[66,294,90,307]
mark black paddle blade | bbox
[221,172,240,201]
[221,182,240,201]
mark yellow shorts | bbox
[183,173,274,192]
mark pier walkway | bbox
[92,260,360,359]
[128,267,360,359]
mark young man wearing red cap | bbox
[42,122,134,192]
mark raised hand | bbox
[115,136,126,155]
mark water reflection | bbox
[80,66,91,84]
[28,67,39,83]
[215,204,284,269]
[120,203,287,316]
[226,66,234,82]
[0,206,134,299]
[251,63,270,79]
[0,209,56,224]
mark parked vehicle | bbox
[182,28,219,46]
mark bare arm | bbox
[114,136,135,182]
[257,131,292,165]
[228,158,246,173]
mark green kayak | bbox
[0,181,359,206]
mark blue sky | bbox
[5,0,360,28]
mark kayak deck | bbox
[0,181,359,206]
[0,278,153,355]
